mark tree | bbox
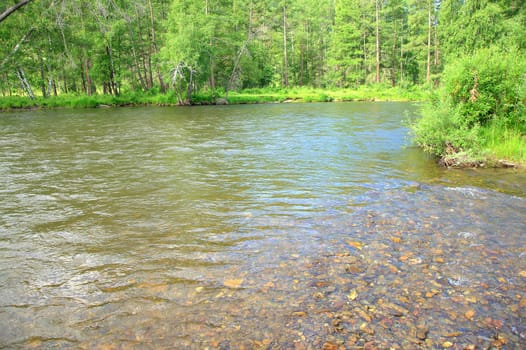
[289,0,332,87]
[328,0,368,87]
[439,0,506,58]
[382,0,407,86]
[406,0,437,85]
[1,0,524,98]
[375,0,381,83]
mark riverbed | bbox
[1,103,525,349]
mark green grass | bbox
[0,85,425,111]
[479,122,526,164]
[0,92,182,110]
[226,85,425,104]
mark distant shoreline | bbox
[0,86,425,111]
[2,88,522,169]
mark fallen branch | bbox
[0,0,32,24]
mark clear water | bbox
[1,103,525,348]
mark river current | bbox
[1,103,525,349]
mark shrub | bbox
[411,47,526,161]
[443,47,526,128]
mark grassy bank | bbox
[410,47,526,168]
[412,113,526,168]
[223,85,425,104]
[0,92,180,110]
[0,85,426,111]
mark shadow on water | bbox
[0,103,525,348]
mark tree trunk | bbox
[84,58,95,95]
[85,59,91,95]
[136,4,152,89]
[426,0,432,84]
[375,0,381,83]
[400,35,404,84]
[147,0,166,92]
[129,30,147,91]
[300,41,305,86]
[106,45,118,95]
[186,69,194,104]
[1,72,7,96]
[205,0,216,91]
[52,78,57,96]
[282,4,289,87]
[80,61,86,94]
[39,54,47,98]
[363,13,368,82]
[16,66,35,99]
[391,23,397,87]
[142,50,152,89]
[62,67,68,94]
[128,14,147,91]
[148,0,157,46]
[226,38,251,99]
[434,19,439,69]
[147,52,154,90]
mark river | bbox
[1,103,525,349]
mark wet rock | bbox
[223,279,243,288]
[464,309,475,320]
[416,325,429,340]
[498,160,516,168]
[345,264,363,274]
[322,341,338,350]
[347,289,358,301]
[359,323,375,335]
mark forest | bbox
[1,0,525,165]
[0,0,523,102]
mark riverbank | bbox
[0,85,426,111]
[2,84,524,169]
[411,114,526,169]
[410,48,526,169]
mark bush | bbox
[411,101,482,155]
[411,47,526,162]
[443,47,526,128]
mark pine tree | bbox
[328,0,368,87]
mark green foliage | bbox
[0,0,524,108]
[411,47,526,164]
[0,86,424,110]
[439,0,526,58]
[328,0,368,87]
[480,119,526,163]
[443,47,526,127]
[410,100,483,156]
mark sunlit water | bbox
[1,103,525,349]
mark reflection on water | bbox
[0,103,525,348]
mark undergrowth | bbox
[410,47,526,167]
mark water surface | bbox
[1,103,525,348]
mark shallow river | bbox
[1,103,525,349]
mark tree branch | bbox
[0,0,33,24]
